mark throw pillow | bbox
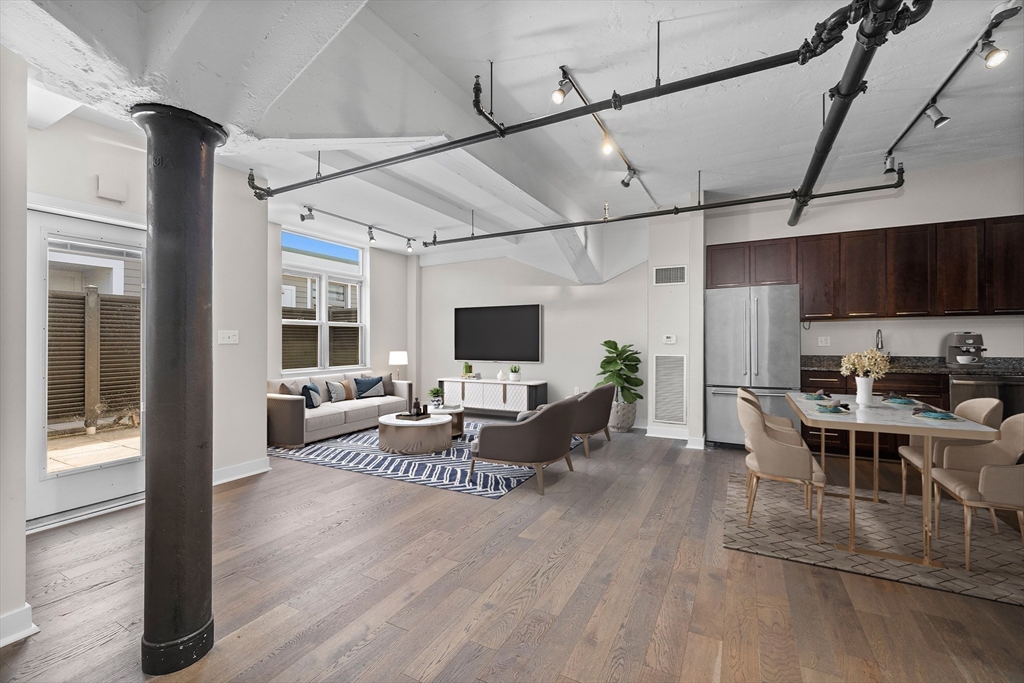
[301,383,322,409]
[279,379,305,396]
[380,372,394,396]
[326,380,349,403]
[354,376,385,399]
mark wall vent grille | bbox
[653,265,687,286]
[653,354,686,424]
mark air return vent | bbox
[653,265,687,286]
[653,354,686,424]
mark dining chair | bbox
[737,387,796,431]
[896,398,1002,505]
[930,413,1024,570]
[737,395,826,542]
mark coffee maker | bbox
[945,332,987,368]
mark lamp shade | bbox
[389,351,409,365]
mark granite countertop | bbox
[800,355,1024,376]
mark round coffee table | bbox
[428,405,465,437]
[378,413,453,455]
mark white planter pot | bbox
[608,401,637,432]
[430,397,443,408]
[855,376,874,406]
[509,373,520,381]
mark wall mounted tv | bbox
[455,304,542,363]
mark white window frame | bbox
[280,234,365,372]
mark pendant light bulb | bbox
[601,133,614,156]
[406,238,413,253]
[367,227,376,243]
[551,77,573,105]
[977,39,1009,68]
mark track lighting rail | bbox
[248,41,830,200]
[304,206,413,241]
[422,166,904,248]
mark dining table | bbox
[785,392,1001,566]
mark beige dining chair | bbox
[931,413,1024,570]
[737,395,826,543]
[897,398,1002,505]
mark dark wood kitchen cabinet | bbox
[886,224,936,317]
[839,229,887,318]
[749,238,797,286]
[936,219,985,315]
[984,215,1024,314]
[797,234,839,320]
[706,243,749,288]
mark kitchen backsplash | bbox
[799,315,1024,358]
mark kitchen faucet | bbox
[876,328,884,351]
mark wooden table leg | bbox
[849,428,856,549]
[922,434,933,565]
[873,432,879,503]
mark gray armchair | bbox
[573,383,615,458]
[470,396,578,494]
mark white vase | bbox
[496,370,508,381]
[855,376,874,406]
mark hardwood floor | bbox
[2,431,1022,683]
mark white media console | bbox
[437,377,548,415]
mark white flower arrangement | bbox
[839,348,890,379]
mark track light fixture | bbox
[299,207,315,222]
[924,103,950,129]
[621,168,637,187]
[367,227,376,243]
[977,39,1009,68]
[601,133,613,156]
[406,238,413,253]
[551,77,574,105]
[883,155,896,175]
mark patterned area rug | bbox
[268,422,580,499]
[724,473,1024,605]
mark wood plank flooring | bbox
[2,431,1022,683]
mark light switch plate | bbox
[218,330,239,345]
[663,334,677,344]
[817,336,830,347]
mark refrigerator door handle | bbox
[752,297,759,376]
[743,299,749,376]
[710,388,740,396]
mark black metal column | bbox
[130,103,226,676]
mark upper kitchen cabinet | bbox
[706,243,749,288]
[886,224,935,317]
[936,219,985,315]
[797,234,839,320]
[749,238,797,286]
[984,215,1024,314]
[839,229,887,318]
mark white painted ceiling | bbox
[6,0,1023,282]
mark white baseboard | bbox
[645,424,690,441]
[0,603,39,647]
[685,437,706,450]
[213,457,271,486]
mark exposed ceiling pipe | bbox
[248,36,843,200]
[884,0,1021,164]
[788,0,933,226]
[423,165,904,248]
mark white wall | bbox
[419,258,650,427]
[267,222,282,379]
[367,247,410,380]
[0,46,37,648]
[706,156,1024,359]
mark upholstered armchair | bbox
[737,395,826,542]
[470,396,578,495]
[931,413,1024,570]
[572,383,615,458]
[897,398,1002,505]
[737,387,797,453]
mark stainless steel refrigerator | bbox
[705,284,801,445]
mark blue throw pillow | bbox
[354,376,385,399]
[301,383,322,409]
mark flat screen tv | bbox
[455,304,542,362]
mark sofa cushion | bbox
[304,402,347,432]
[275,378,308,396]
[380,372,394,396]
[310,373,347,402]
[367,395,407,417]
[301,383,322,409]
[334,401,378,423]
[326,380,349,403]
[355,376,385,399]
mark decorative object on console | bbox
[496,369,508,381]
[597,339,644,432]
[840,348,890,406]
[389,350,409,379]
[428,386,444,408]
[461,361,480,379]
[509,365,521,381]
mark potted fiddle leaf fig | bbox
[596,339,644,432]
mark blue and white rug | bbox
[268,422,581,499]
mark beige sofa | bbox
[267,371,412,447]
